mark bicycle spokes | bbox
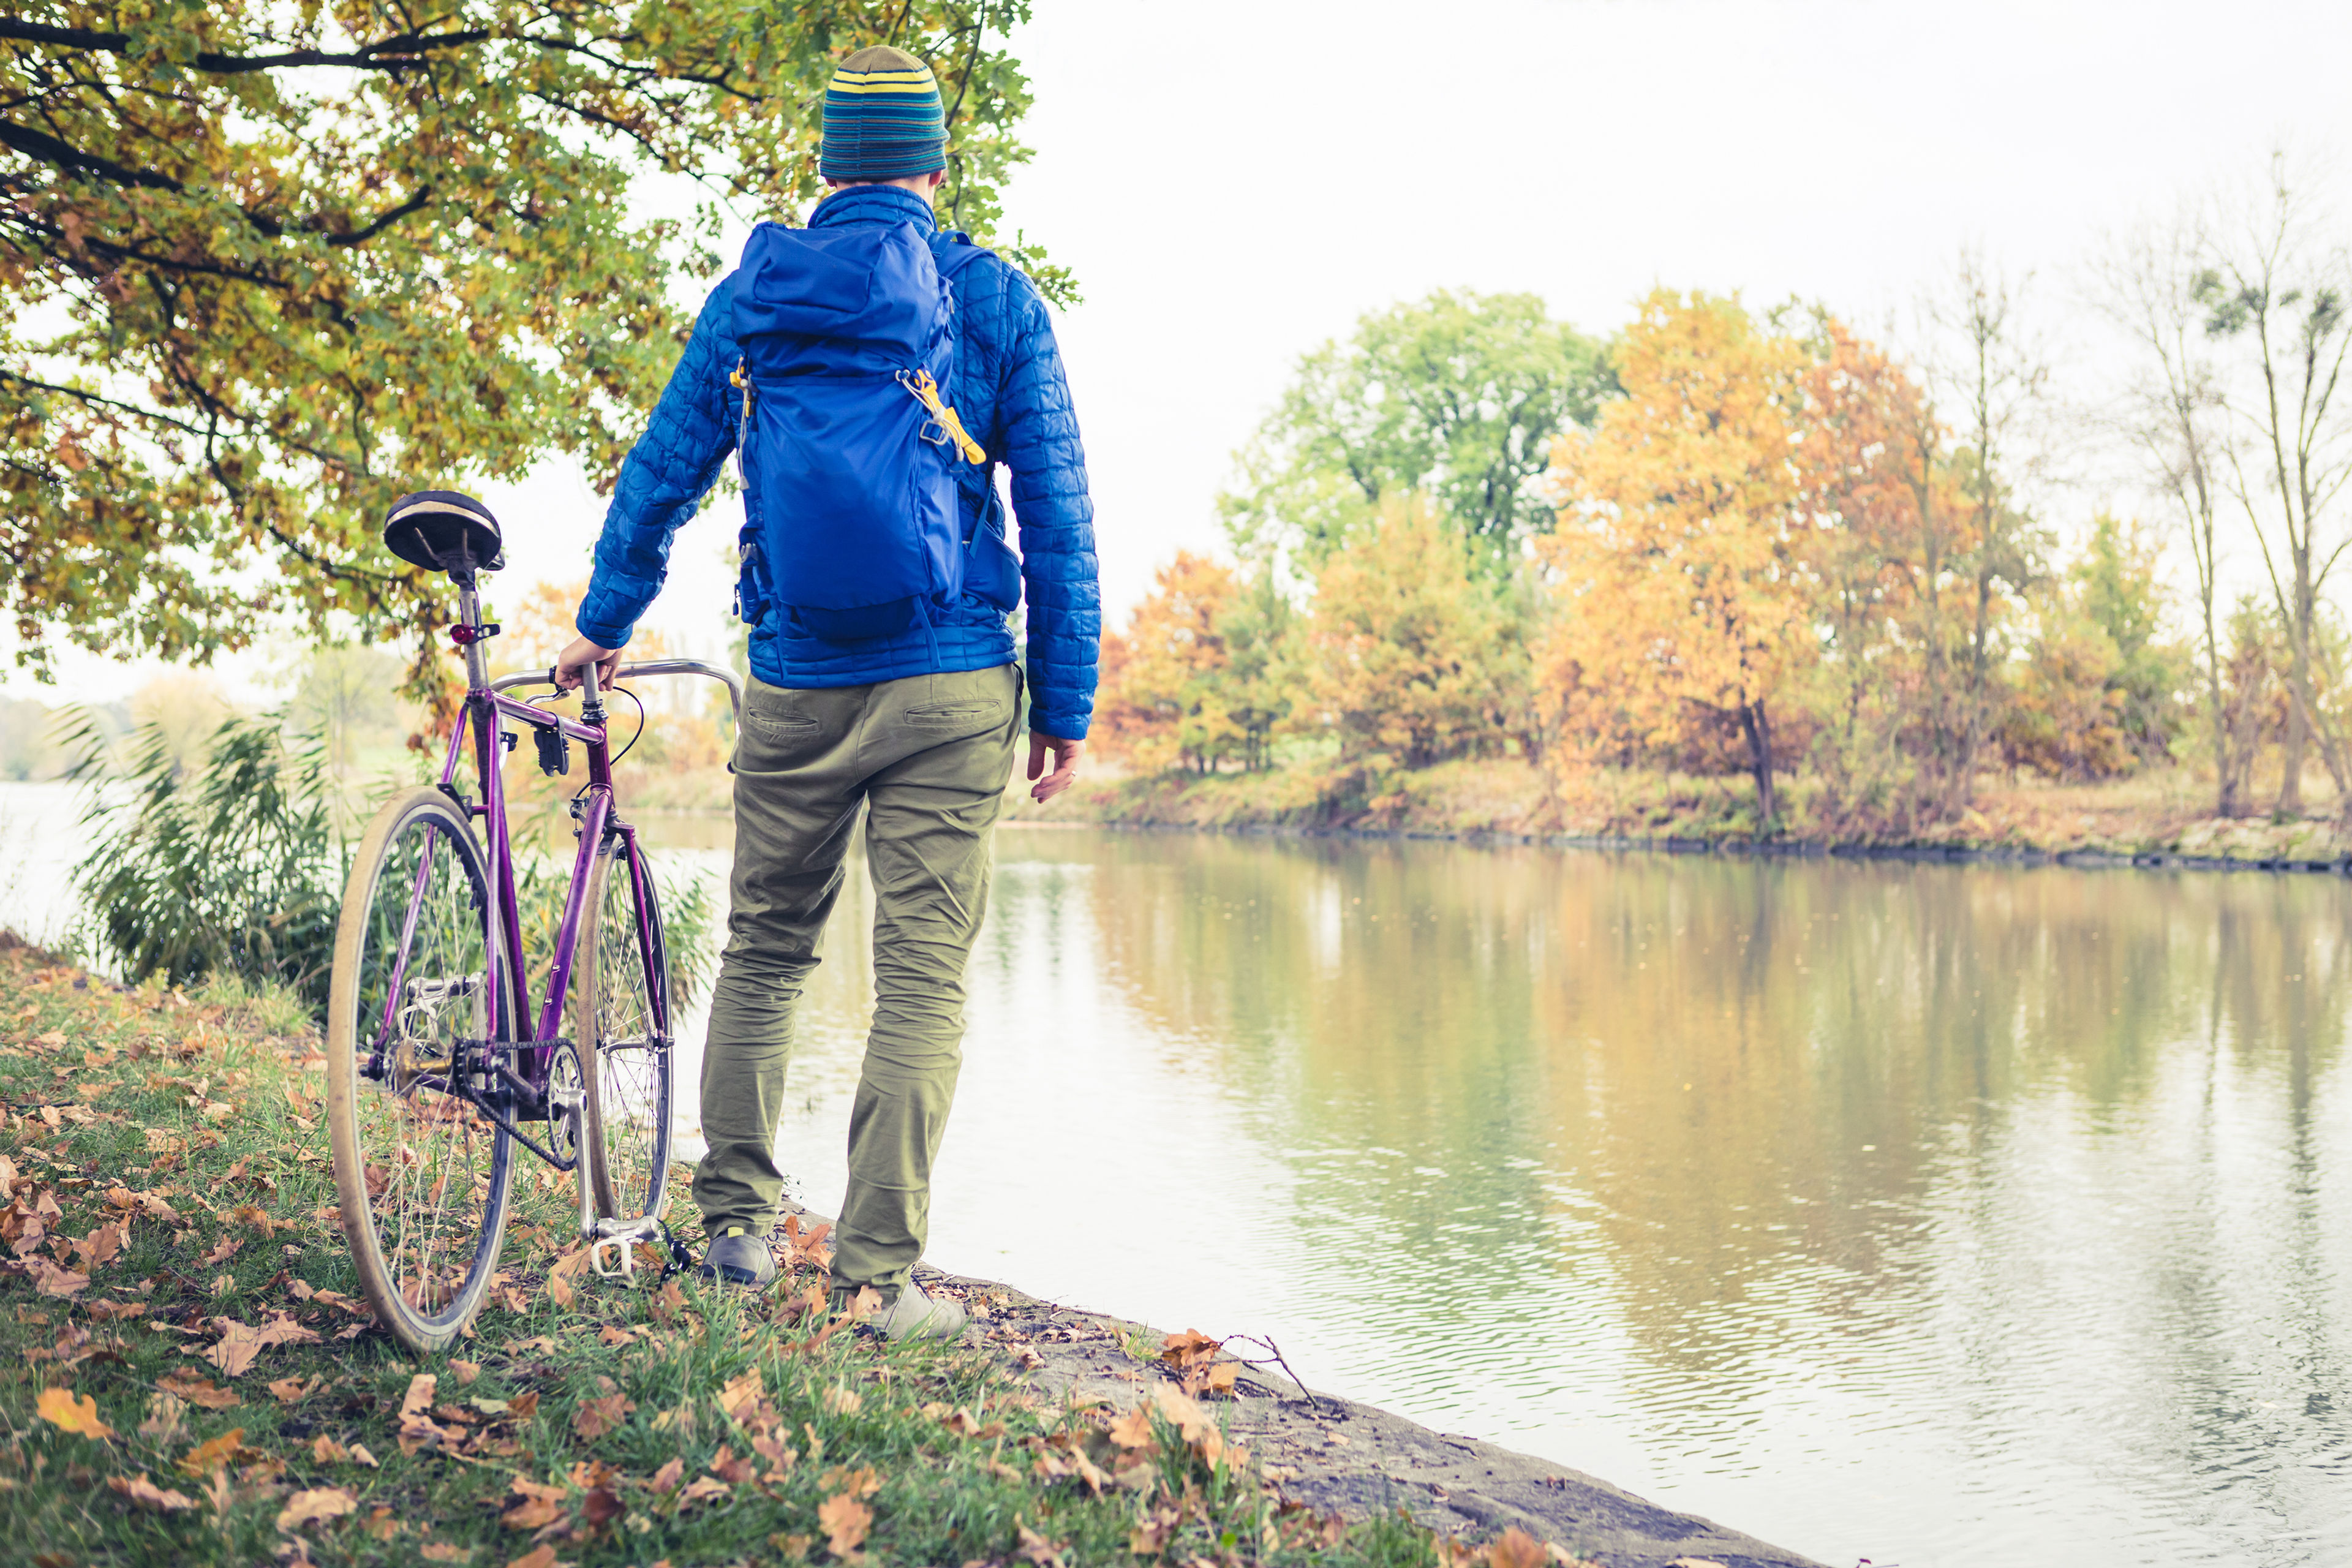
[579,837,674,1231]
[329,790,514,1351]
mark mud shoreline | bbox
[902,1254,1831,1568]
[1074,815,2352,878]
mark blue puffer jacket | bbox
[575,185,1100,741]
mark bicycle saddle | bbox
[384,489,505,576]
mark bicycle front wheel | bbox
[326,786,517,1352]
[575,830,675,1228]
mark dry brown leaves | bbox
[227,1201,290,1235]
[398,1373,461,1455]
[1159,1328,1242,1398]
[65,1220,126,1273]
[23,1256,89,1298]
[544,1246,595,1309]
[109,1472,198,1512]
[1015,1519,1068,1568]
[1098,1382,1250,1476]
[203,1312,319,1378]
[175,1427,260,1477]
[285,1278,369,1317]
[676,1474,730,1509]
[578,1483,625,1532]
[778,1213,834,1270]
[502,1477,567,1531]
[1436,1529,1596,1568]
[570,1392,635,1441]
[716,1367,764,1420]
[1106,1405,1153,1449]
[276,1486,358,1532]
[1024,1430,1112,1494]
[140,1391,188,1442]
[817,1491,873,1558]
[157,1370,241,1409]
[929,1403,1008,1441]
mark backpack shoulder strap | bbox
[930,233,997,283]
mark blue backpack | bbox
[729,217,1014,641]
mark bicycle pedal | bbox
[589,1235,635,1280]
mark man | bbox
[554,45,1098,1340]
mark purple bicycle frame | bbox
[431,680,624,1091]
[386,576,741,1142]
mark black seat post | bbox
[452,571,491,695]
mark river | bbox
[12,781,2352,1567]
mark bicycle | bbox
[325,490,742,1353]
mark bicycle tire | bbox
[575,831,674,1229]
[326,786,519,1353]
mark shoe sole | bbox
[698,1263,774,1287]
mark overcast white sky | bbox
[20,0,2352,703]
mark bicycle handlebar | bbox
[488,658,745,729]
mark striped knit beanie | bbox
[820,45,948,182]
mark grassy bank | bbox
[1039,755,2352,865]
[0,940,1571,1568]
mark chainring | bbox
[545,1039,586,1162]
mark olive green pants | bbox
[696,663,1020,1292]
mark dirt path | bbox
[910,1259,1830,1568]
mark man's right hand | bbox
[1027,733,1083,802]
[554,635,622,692]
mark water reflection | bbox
[637,829,2352,1566]
[8,765,2341,1564]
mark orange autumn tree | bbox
[1787,315,1966,818]
[1542,292,1815,826]
[483,578,728,775]
[1095,551,1246,773]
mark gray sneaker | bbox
[870,1280,968,1341]
[698,1228,777,1287]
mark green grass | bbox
[0,946,1461,1567]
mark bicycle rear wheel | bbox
[575,831,674,1227]
[327,786,517,1352]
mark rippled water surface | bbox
[13,782,2352,1567]
[687,826,2352,1568]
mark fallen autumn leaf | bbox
[107,1473,197,1511]
[35,1385,113,1439]
[817,1491,872,1556]
[276,1486,358,1532]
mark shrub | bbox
[66,710,344,1008]
[68,709,715,1019]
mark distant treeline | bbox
[1094,162,2350,837]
